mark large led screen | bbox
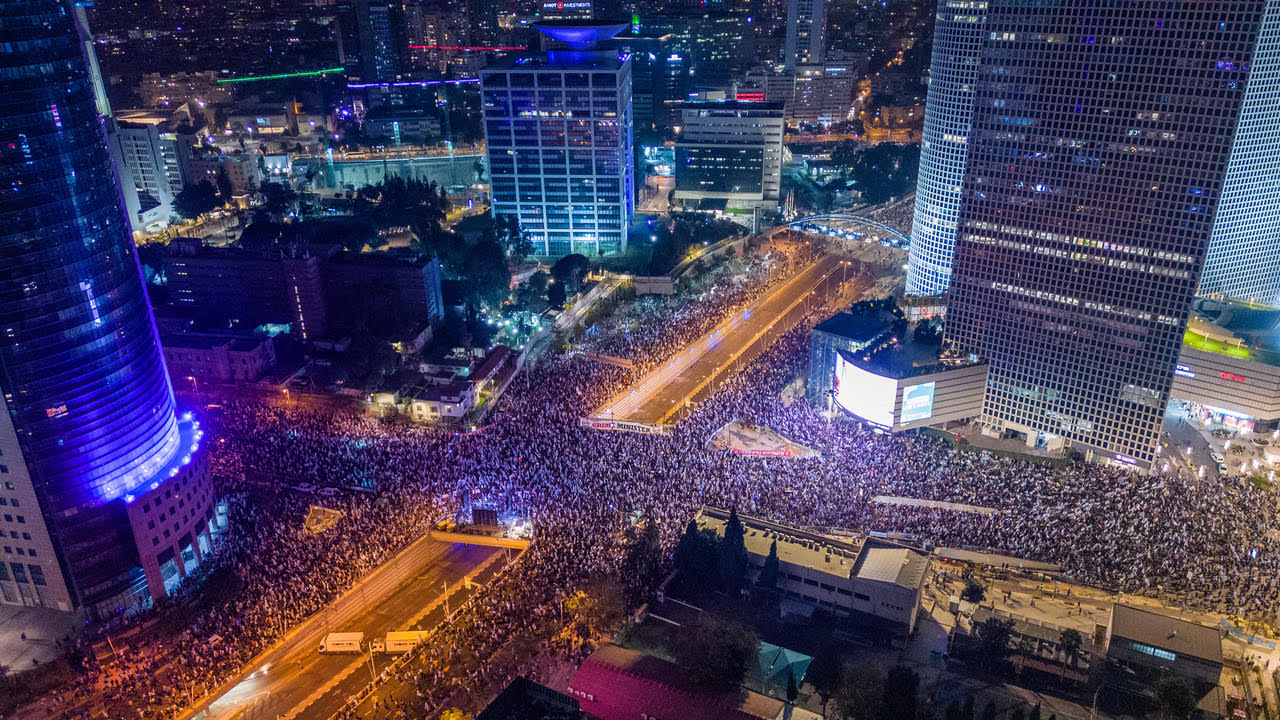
[899,382,936,423]
[833,352,896,428]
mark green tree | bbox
[674,520,719,594]
[672,614,759,691]
[548,279,567,308]
[1058,628,1082,671]
[961,579,985,603]
[551,253,591,292]
[497,214,536,264]
[1155,673,1196,719]
[621,517,663,606]
[215,168,233,199]
[832,665,881,720]
[758,539,780,591]
[976,618,1015,672]
[256,181,298,220]
[717,508,750,593]
[173,181,220,221]
[877,665,919,720]
[1015,635,1036,678]
[807,644,843,718]
[460,230,512,309]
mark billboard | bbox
[833,352,896,428]
[899,382,936,423]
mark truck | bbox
[318,632,364,654]
[371,630,430,655]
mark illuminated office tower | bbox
[784,0,823,67]
[945,0,1270,470]
[1200,1,1280,305]
[0,0,216,615]
[480,23,635,257]
[904,0,986,296]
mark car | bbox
[1211,451,1225,463]
[1219,463,1229,475]
[317,487,339,497]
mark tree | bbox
[215,168,233,200]
[717,508,750,593]
[672,614,759,691]
[975,618,1015,672]
[832,665,881,720]
[758,539,780,592]
[497,214,536,264]
[674,520,719,594]
[877,665,919,720]
[1058,628,1082,671]
[621,517,663,606]
[548,279,567,309]
[563,575,626,650]
[961,579,985,603]
[173,181,220,221]
[256,181,298,220]
[551,253,591,292]
[1155,673,1196,719]
[807,643,843,718]
[460,230,512,309]
[1015,635,1036,678]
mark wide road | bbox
[593,254,851,427]
[186,539,509,720]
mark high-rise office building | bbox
[784,0,823,68]
[944,0,1271,469]
[904,0,986,296]
[1199,2,1280,306]
[354,0,404,83]
[480,23,635,257]
[0,0,217,615]
[674,101,784,210]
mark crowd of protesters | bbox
[33,241,1280,719]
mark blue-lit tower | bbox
[905,0,986,296]
[0,0,216,616]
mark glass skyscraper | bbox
[480,23,635,257]
[944,0,1270,469]
[904,0,986,296]
[1,0,216,615]
[1200,1,1280,305]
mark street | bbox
[183,540,509,720]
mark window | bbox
[1129,641,1176,662]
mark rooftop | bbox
[482,48,629,72]
[1184,297,1280,366]
[1109,604,1223,665]
[696,507,928,590]
[570,645,782,720]
[813,312,891,344]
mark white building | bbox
[675,102,784,210]
[480,23,635,257]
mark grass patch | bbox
[1183,329,1252,359]
[1249,475,1272,492]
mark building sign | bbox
[1219,371,1247,383]
[45,404,68,419]
[542,0,590,8]
[732,448,792,457]
[1175,364,1196,378]
[899,382,936,423]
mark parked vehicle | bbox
[318,632,363,654]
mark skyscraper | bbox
[480,23,635,257]
[904,0,986,296]
[784,0,823,68]
[1,0,216,615]
[944,0,1271,469]
[1199,1,1280,305]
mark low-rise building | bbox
[1103,604,1226,717]
[406,381,478,422]
[696,507,928,636]
[162,332,277,384]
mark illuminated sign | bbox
[542,1,591,8]
[899,382,936,423]
[737,92,765,102]
[1219,371,1247,383]
[1175,364,1196,378]
[45,404,68,419]
[733,448,792,457]
[834,353,896,429]
[1113,453,1138,465]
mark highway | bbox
[184,539,510,720]
[593,254,855,427]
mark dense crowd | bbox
[36,243,1280,719]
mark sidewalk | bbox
[0,604,80,672]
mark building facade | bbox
[904,0,986,295]
[674,102,784,209]
[1200,0,1280,306]
[481,24,635,257]
[784,0,823,68]
[944,0,1270,469]
[0,0,215,615]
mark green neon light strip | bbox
[216,67,345,83]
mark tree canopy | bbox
[671,614,759,691]
[173,181,220,221]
